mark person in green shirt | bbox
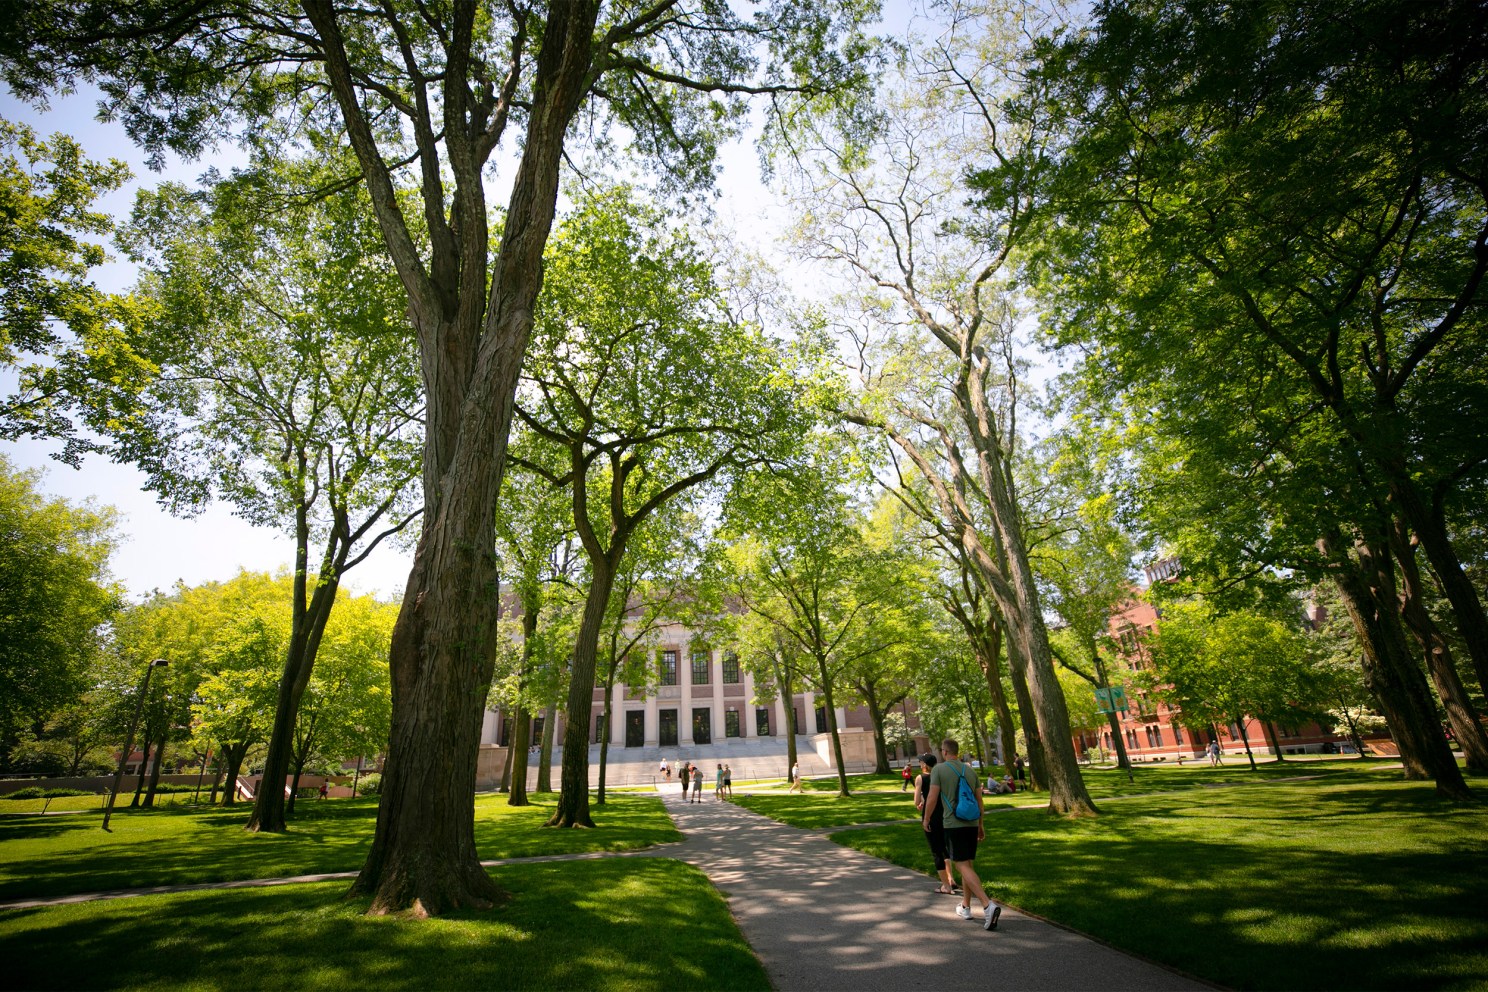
[922,737,1001,931]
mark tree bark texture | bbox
[506,706,530,806]
[1391,517,1488,773]
[1323,535,1471,800]
[333,0,601,913]
[248,554,341,833]
[547,557,616,828]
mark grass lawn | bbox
[0,793,680,902]
[0,793,763,991]
[806,766,1487,991]
[0,857,767,991]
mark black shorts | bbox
[944,825,980,864]
[924,819,947,871]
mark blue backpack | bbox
[950,762,980,821]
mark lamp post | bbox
[102,658,168,831]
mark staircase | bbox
[513,736,853,790]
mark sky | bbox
[0,50,812,604]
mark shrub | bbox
[1,787,92,800]
[354,773,381,797]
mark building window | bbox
[756,708,771,736]
[725,709,741,738]
[815,705,827,734]
[691,651,710,685]
[1126,728,1138,750]
[1171,721,1185,748]
[660,650,677,686]
[722,652,740,684]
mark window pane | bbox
[660,650,677,686]
[722,652,740,684]
[691,651,710,685]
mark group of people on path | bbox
[913,739,1003,932]
[661,758,732,803]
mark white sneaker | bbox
[983,902,1002,931]
[955,904,973,920]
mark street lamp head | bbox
[151,658,169,668]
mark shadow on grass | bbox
[0,858,767,991]
[0,795,680,903]
[840,779,1488,991]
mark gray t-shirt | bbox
[929,758,981,828]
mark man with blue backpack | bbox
[922,738,1002,931]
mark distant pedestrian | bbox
[715,763,725,800]
[723,763,733,797]
[680,761,690,796]
[924,738,1000,931]
[690,764,703,803]
[1013,754,1026,790]
[1207,740,1221,766]
[318,782,328,800]
[660,758,670,781]
[788,761,803,793]
[901,762,914,791]
[915,752,956,895]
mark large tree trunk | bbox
[323,0,599,915]
[958,360,1097,816]
[1323,533,1470,800]
[1385,466,1488,699]
[1003,635,1046,791]
[547,556,617,828]
[965,600,1019,776]
[1392,517,1488,773]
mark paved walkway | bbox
[649,788,1207,991]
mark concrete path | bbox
[650,790,1208,992]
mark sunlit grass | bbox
[0,793,680,902]
[834,772,1488,990]
[0,858,767,991]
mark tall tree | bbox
[0,456,121,769]
[1029,0,1488,705]
[2,0,875,914]
[791,2,1098,814]
[115,170,421,834]
[511,187,805,828]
